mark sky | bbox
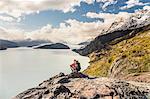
[0,0,150,44]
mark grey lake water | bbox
[0,48,89,99]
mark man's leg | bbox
[71,67,74,73]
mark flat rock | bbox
[13,72,150,99]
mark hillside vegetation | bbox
[84,29,150,82]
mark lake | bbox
[0,48,89,99]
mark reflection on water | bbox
[0,48,89,99]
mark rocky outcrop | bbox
[34,43,70,49]
[13,72,150,99]
[108,57,150,83]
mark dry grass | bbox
[84,30,150,77]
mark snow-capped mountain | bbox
[106,9,150,33]
[74,8,150,56]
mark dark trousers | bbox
[70,67,78,73]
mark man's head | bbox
[74,59,78,63]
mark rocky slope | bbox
[72,9,150,83]
[13,72,150,99]
[74,24,150,56]
[74,9,150,56]
[82,28,150,79]
[82,25,150,82]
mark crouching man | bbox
[70,59,81,73]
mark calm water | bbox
[0,48,89,99]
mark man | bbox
[70,59,81,73]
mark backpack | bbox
[76,62,81,71]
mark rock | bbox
[53,85,71,97]
[57,77,70,84]
[13,72,150,99]
[68,72,89,78]
[34,43,70,49]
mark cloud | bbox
[0,17,107,44]
[120,0,149,10]
[28,19,103,44]
[101,0,117,10]
[1,3,149,44]
[0,15,15,22]
[0,0,95,22]
[86,11,131,31]
[0,0,121,22]
[0,5,149,44]
[86,11,130,20]
[25,10,130,44]
[0,26,26,40]
[0,0,81,22]
[0,11,131,44]
[0,19,103,44]
[143,6,150,10]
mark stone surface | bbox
[13,72,150,99]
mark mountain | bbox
[105,9,150,34]
[74,24,150,56]
[78,41,90,46]
[74,9,150,56]
[34,43,70,49]
[14,39,52,47]
[78,39,92,48]
[73,9,150,82]
[0,39,19,49]
[83,27,150,81]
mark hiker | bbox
[70,59,81,73]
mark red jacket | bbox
[70,63,77,69]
